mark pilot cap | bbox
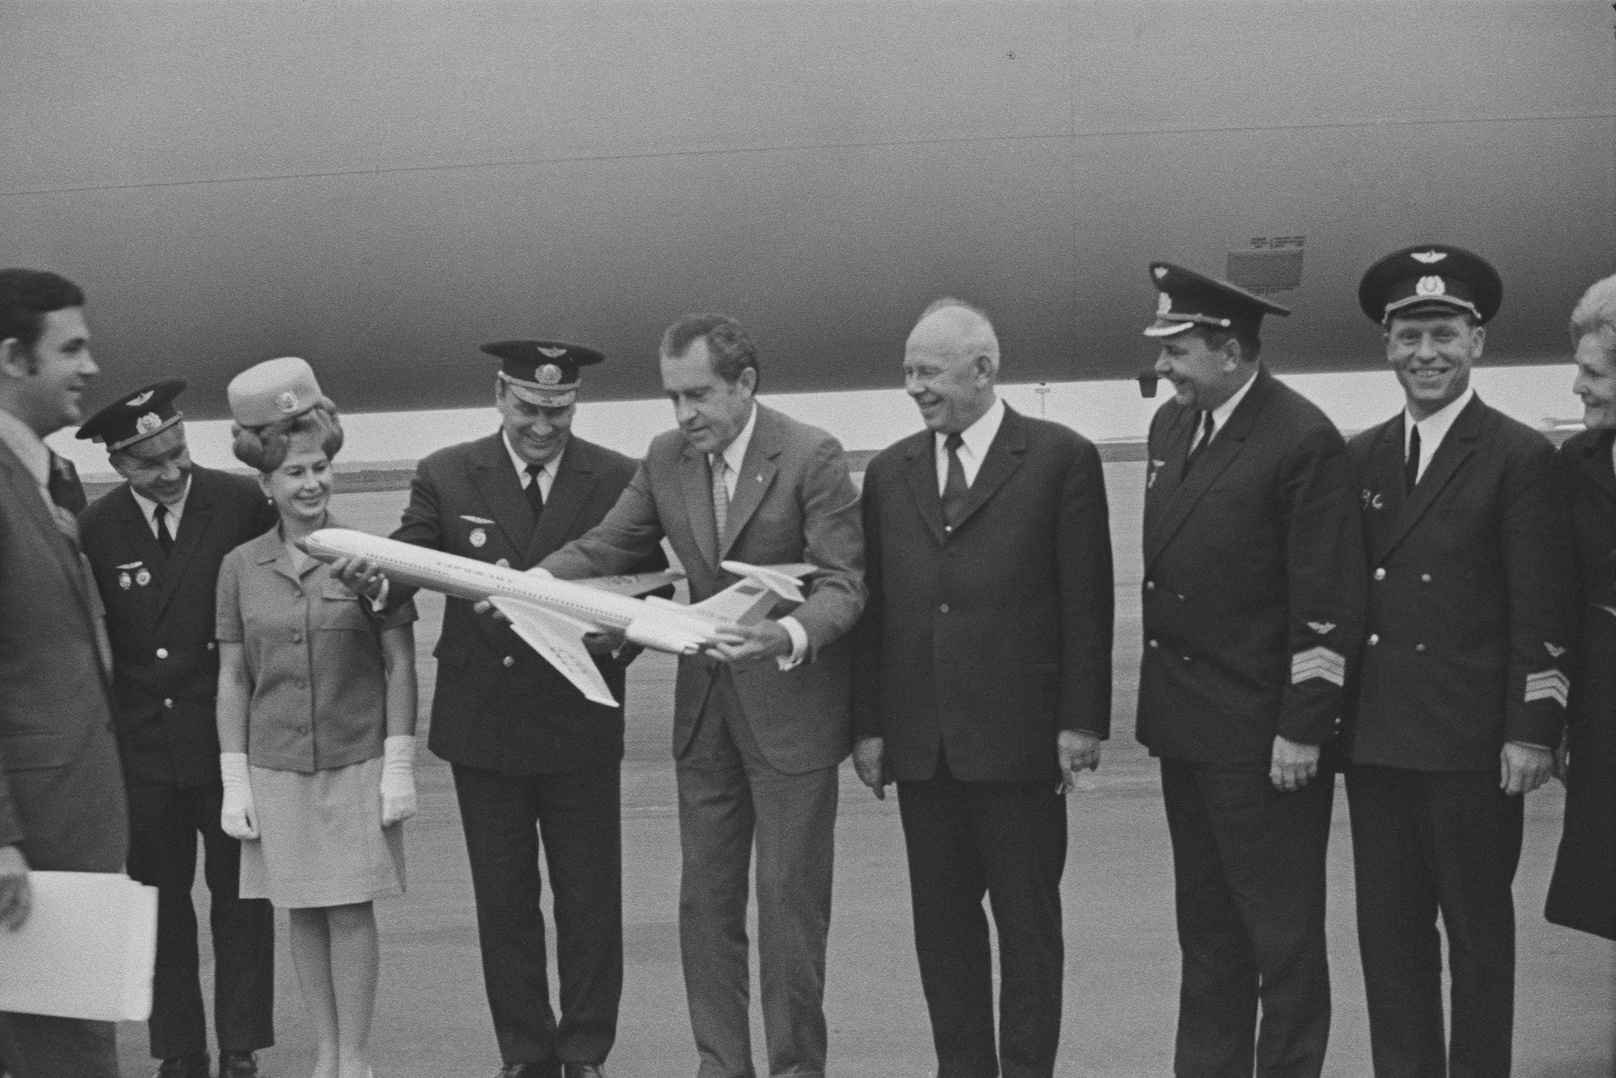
[227,357,324,428]
[483,339,604,408]
[1143,262,1291,339]
[1358,244,1502,325]
[77,379,187,452]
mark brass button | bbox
[939,603,949,614]
[1374,568,1386,581]
[206,642,216,652]
[503,656,516,668]
[1415,643,1427,652]
[1421,573,1432,583]
[155,647,168,659]
[1368,634,1380,646]
[1145,581,1155,590]
[163,698,173,708]
[1148,639,1159,649]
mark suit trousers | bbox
[0,1013,116,1078]
[676,669,838,1078]
[452,761,623,1070]
[1345,765,1524,1078]
[1160,759,1333,1078]
[895,754,1068,1078]
[125,780,275,1059]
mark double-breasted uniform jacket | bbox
[851,406,1114,783]
[393,432,666,774]
[1545,428,1616,939]
[542,403,865,774]
[1138,366,1363,764]
[79,467,277,786]
[0,440,127,872]
[1344,395,1578,769]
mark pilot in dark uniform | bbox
[76,381,278,1078]
[1137,264,1362,1078]
[376,342,666,1078]
[1344,245,1578,1078]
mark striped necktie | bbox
[711,455,729,545]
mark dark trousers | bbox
[1160,759,1333,1078]
[1345,765,1524,1078]
[896,755,1068,1078]
[452,761,623,1071]
[676,672,838,1078]
[125,780,275,1060]
[0,1014,116,1078]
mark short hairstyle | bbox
[0,268,86,353]
[1200,325,1263,364]
[917,297,1000,374]
[1570,273,1616,350]
[660,313,760,391]
[231,401,344,473]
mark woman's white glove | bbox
[219,752,259,841]
[379,735,417,827]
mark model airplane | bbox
[301,528,815,708]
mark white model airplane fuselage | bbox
[302,527,813,708]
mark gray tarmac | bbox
[118,461,1616,1078]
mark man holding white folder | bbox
[0,269,130,1078]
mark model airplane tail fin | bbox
[694,562,819,625]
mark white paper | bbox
[0,871,158,1022]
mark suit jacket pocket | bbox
[1,731,74,772]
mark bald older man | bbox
[851,299,1114,1078]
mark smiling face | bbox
[1571,329,1616,431]
[258,432,332,528]
[1153,330,1242,411]
[903,312,995,434]
[1385,310,1483,420]
[112,422,192,506]
[496,380,574,466]
[662,338,755,455]
[0,306,98,436]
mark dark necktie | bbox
[942,432,969,529]
[523,463,545,522]
[153,504,175,556]
[1182,410,1215,479]
[1405,424,1422,493]
[47,452,86,514]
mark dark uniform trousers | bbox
[1160,760,1333,1078]
[896,753,1067,1078]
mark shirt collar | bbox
[502,429,566,482]
[1405,385,1475,450]
[714,402,759,476]
[0,407,51,490]
[936,396,1006,458]
[130,475,192,527]
[1209,368,1259,433]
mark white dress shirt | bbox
[1403,386,1475,486]
[131,477,192,540]
[1200,368,1260,450]
[934,396,1006,493]
[504,432,564,500]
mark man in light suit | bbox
[1345,245,1578,1078]
[77,381,277,1078]
[0,267,128,1078]
[850,300,1113,1078]
[1137,264,1362,1078]
[541,313,864,1078]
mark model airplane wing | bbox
[487,596,619,708]
[571,569,686,597]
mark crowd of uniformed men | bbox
[0,244,1612,1078]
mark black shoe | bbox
[219,1050,260,1078]
[152,1055,210,1078]
[562,1066,606,1078]
[495,1066,559,1078]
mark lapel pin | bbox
[135,568,152,587]
[118,572,132,590]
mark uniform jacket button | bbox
[163,698,173,708]
[291,631,303,643]
[155,647,168,659]
[938,603,949,614]
[1145,580,1155,590]
[1421,573,1432,583]
[503,656,516,668]
[1148,639,1159,649]
[1374,568,1386,581]
[1415,643,1427,651]
[1368,634,1380,646]
[206,642,216,652]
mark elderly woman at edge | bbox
[214,357,419,1078]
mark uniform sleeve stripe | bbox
[1525,669,1570,708]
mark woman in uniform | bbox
[214,357,419,1078]
[1546,274,1616,943]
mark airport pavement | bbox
[116,461,1615,1078]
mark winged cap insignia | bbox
[1307,621,1336,635]
[537,346,568,358]
[135,412,162,435]
[1415,275,1446,297]
[1411,250,1448,264]
[127,390,154,407]
[536,364,563,385]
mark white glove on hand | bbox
[379,735,417,827]
[219,752,259,841]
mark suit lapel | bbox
[155,474,217,619]
[902,433,950,546]
[681,444,720,570]
[721,412,781,559]
[1378,396,1482,561]
[527,440,598,563]
[468,433,537,554]
[0,439,94,605]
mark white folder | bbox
[0,871,158,1022]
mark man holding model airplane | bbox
[540,313,865,1078]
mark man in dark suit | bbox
[1345,245,1578,1078]
[541,314,864,1078]
[0,267,128,1078]
[77,381,277,1078]
[369,341,665,1078]
[1136,264,1361,1078]
[849,299,1113,1078]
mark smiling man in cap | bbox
[371,339,665,1078]
[1342,245,1578,1078]
[77,379,278,1078]
[1137,262,1362,1078]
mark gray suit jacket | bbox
[0,439,127,871]
[542,403,865,773]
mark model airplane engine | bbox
[624,617,705,656]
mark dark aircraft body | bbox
[2,1,1613,418]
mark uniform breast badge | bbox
[470,528,487,548]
